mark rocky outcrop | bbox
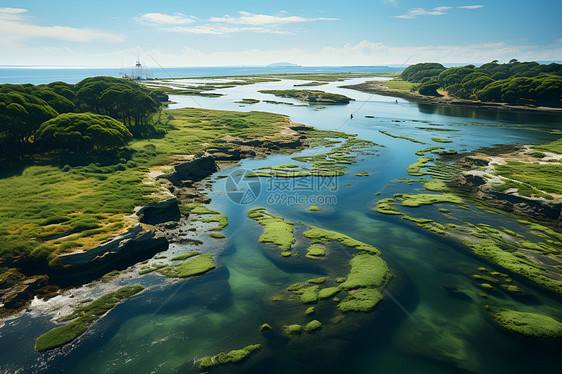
[1,275,48,309]
[205,146,256,160]
[137,197,181,225]
[452,171,562,223]
[54,225,168,285]
[164,155,218,187]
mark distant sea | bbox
[0,66,403,85]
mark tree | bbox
[418,82,441,96]
[35,113,133,153]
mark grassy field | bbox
[367,78,415,92]
[0,108,290,265]
[494,161,562,196]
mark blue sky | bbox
[0,0,560,66]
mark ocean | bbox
[0,65,402,85]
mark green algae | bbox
[493,311,562,338]
[415,146,445,156]
[338,288,384,313]
[407,157,432,176]
[284,324,303,335]
[374,198,403,215]
[252,136,380,178]
[501,284,525,294]
[235,98,260,104]
[423,179,449,192]
[340,254,391,290]
[209,232,225,239]
[199,344,262,370]
[355,172,370,176]
[299,286,319,304]
[401,216,435,224]
[259,323,272,331]
[308,277,328,284]
[259,89,354,104]
[171,252,200,261]
[202,213,228,231]
[182,203,219,215]
[157,253,216,278]
[307,205,323,212]
[304,320,322,333]
[318,287,340,299]
[400,193,464,207]
[479,283,496,291]
[431,137,453,143]
[138,264,167,275]
[466,239,562,294]
[378,130,426,144]
[303,226,380,254]
[305,306,315,315]
[306,244,326,259]
[35,285,144,351]
[472,274,500,283]
[247,207,295,252]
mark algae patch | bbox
[247,207,295,252]
[493,310,562,339]
[199,344,262,370]
[157,253,216,278]
[35,285,144,352]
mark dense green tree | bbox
[401,63,445,82]
[418,82,440,96]
[35,113,133,153]
[403,61,561,105]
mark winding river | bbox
[1,76,561,374]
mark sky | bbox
[0,0,561,67]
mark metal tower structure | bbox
[131,57,143,80]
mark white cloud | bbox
[3,40,562,67]
[459,5,485,10]
[384,0,399,6]
[132,40,562,67]
[137,10,338,35]
[0,8,124,45]
[137,12,195,25]
[209,11,338,26]
[163,24,294,35]
[395,7,449,19]
[0,7,27,21]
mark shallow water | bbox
[1,76,561,374]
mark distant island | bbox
[259,89,354,104]
[267,62,301,67]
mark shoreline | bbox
[0,109,315,319]
[340,82,562,114]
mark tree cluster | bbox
[401,60,562,105]
[0,77,168,158]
